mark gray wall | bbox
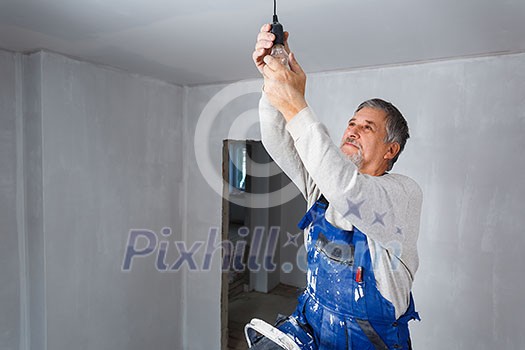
[1,50,185,350]
[23,51,45,350]
[0,50,21,350]
[247,142,285,294]
[181,84,260,349]
[183,52,525,349]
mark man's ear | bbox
[384,142,401,161]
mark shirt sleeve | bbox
[259,92,316,201]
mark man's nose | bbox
[347,125,360,139]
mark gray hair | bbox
[355,98,410,171]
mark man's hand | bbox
[253,23,290,75]
[262,52,308,122]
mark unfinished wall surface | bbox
[38,52,184,350]
[183,52,525,349]
[23,51,45,350]
[0,50,185,350]
[0,50,20,350]
[181,83,261,349]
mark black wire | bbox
[274,0,276,16]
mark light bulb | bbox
[271,44,289,67]
[270,0,289,69]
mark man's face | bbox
[340,107,392,174]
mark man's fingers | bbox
[283,32,291,52]
[252,49,262,62]
[255,24,275,75]
[263,55,281,71]
[257,32,275,42]
[253,48,268,63]
[255,32,275,52]
[260,23,272,33]
[254,48,267,56]
[255,27,276,53]
[255,39,273,51]
[262,64,274,81]
[288,52,304,75]
[262,66,269,80]
[256,32,275,45]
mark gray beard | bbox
[346,151,363,168]
[341,138,364,168]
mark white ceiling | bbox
[1,0,524,86]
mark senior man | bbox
[246,24,423,350]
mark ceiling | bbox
[1,0,524,86]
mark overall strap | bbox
[317,195,329,206]
[397,293,421,324]
[297,195,329,230]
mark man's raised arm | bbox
[254,24,313,199]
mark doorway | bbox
[221,140,306,350]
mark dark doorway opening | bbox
[221,140,306,350]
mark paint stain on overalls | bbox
[276,195,420,350]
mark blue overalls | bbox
[259,195,420,349]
